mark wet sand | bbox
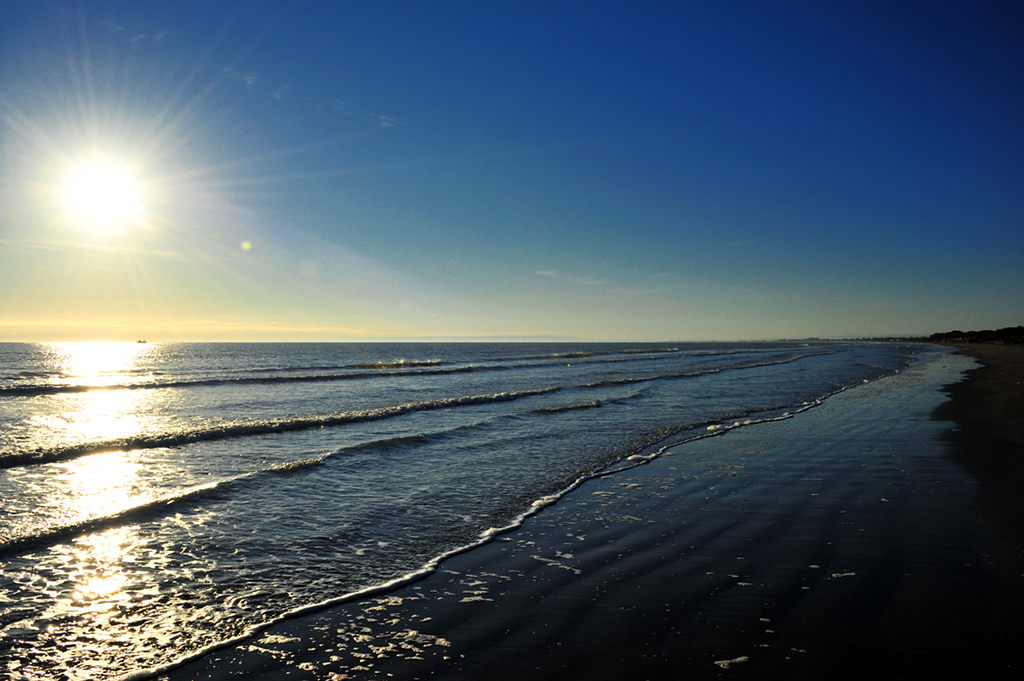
[162,348,1023,681]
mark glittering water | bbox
[0,341,928,679]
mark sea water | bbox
[0,341,930,679]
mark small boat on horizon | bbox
[136,339,147,343]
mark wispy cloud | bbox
[322,98,355,116]
[222,66,258,88]
[100,18,166,44]
[100,13,399,133]
[536,270,603,286]
[373,114,399,129]
[220,71,400,131]
[130,30,167,44]
[269,83,291,100]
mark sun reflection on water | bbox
[47,341,155,388]
[20,344,161,660]
[67,527,136,607]
[47,447,144,627]
[31,342,163,447]
[68,389,146,442]
[58,450,140,520]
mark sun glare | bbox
[62,158,144,230]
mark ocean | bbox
[0,341,934,679]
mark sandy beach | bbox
[161,346,1024,681]
[937,344,1024,554]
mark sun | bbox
[62,158,144,230]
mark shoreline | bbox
[163,348,1023,680]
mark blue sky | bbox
[1,1,1022,341]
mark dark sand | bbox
[162,348,1024,681]
[936,344,1024,553]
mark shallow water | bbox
[0,341,929,679]
[163,351,994,680]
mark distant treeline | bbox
[928,326,1024,344]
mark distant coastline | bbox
[855,325,1024,345]
[927,325,1024,344]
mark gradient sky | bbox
[2,1,1022,341]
